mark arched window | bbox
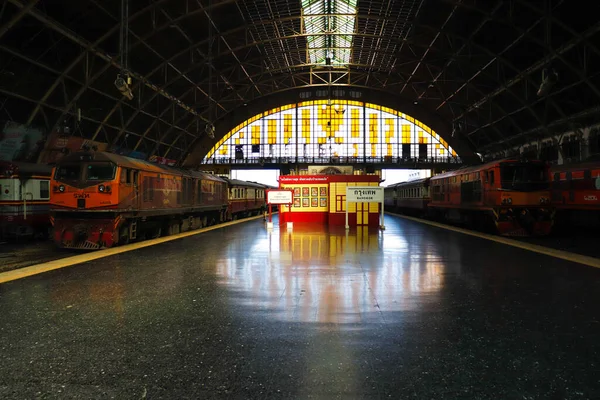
[204,100,456,163]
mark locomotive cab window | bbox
[86,163,116,181]
[55,165,81,181]
[500,164,546,191]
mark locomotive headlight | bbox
[508,198,512,204]
[106,185,111,193]
[58,185,65,192]
[98,184,105,193]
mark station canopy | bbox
[1,0,599,165]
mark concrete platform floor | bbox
[1,215,599,399]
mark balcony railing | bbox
[203,155,463,166]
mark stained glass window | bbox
[204,100,457,163]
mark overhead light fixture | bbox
[205,123,215,139]
[537,68,558,97]
[114,73,133,100]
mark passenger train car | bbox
[50,151,267,249]
[0,161,53,239]
[428,158,554,235]
[383,178,430,217]
[223,178,268,219]
[550,158,600,227]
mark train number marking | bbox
[583,195,597,201]
[73,193,90,199]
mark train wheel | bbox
[167,223,177,236]
[119,226,130,245]
[202,216,208,227]
[151,227,162,239]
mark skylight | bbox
[302,0,358,65]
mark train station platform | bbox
[1,216,599,398]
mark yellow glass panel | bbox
[353,144,358,157]
[283,114,292,144]
[251,125,261,145]
[401,124,411,144]
[267,119,277,144]
[368,114,378,144]
[351,109,360,138]
[387,143,392,156]
[235,138,240,145]
[385,118,394,143]
[301,109,311,143]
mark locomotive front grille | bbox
[77,199,86,209]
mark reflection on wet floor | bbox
[215,223,446,325]
[2,215,600,398]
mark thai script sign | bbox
[267,190,293,205]
[346,186,384,202]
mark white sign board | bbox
[345,186,384,203]
[267,190,293,205]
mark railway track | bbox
[0,241,73,273]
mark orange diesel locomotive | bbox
[50,151,229,249]
[428,158,554,236]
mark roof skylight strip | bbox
[302,0,357,65]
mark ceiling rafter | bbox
[455,10,600,121]
[399,0,460,94]
[2,0,600,163]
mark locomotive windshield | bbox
[55,165,81,181]
[500,163,548,191]
[86,163,116,181]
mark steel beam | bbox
[0,0,39,40]
[480,106,600,151]
[400,1,460,94]
[454,20,600,121]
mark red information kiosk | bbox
[277,174,381,227]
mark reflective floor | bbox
[1,215,600,399]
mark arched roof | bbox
[1,0,598,165]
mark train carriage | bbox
[428,158,554,236]
[223,178,267,219]
[384,178,431,217]
[0,161,53,239]
[50,151,229,249]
